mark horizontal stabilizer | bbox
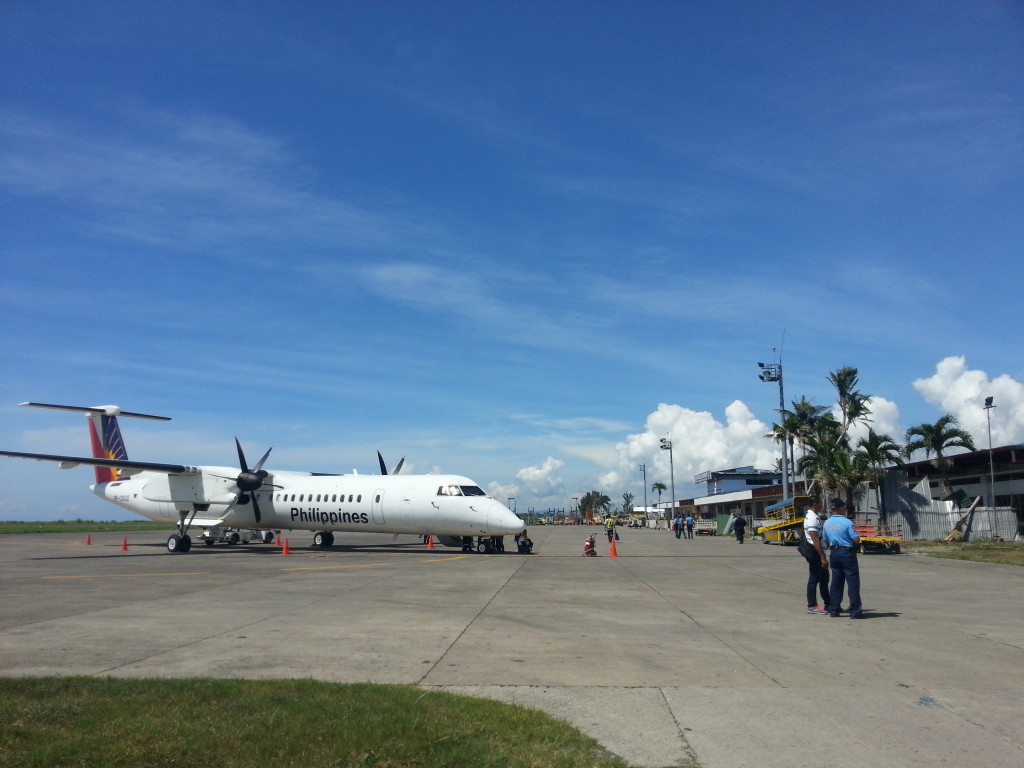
[19,402,171,421]
[0,451,196,475]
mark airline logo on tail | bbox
[89,414,128,483]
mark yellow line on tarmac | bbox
[424,556,467,562]
[45,572,211,580]
[279,562,392,572]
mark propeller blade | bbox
[377,450,388,475]
[251,493,262,524]
[235,437,250,473]
[392,457,405,475]
[222,495,240,519]
[253,445,273,473]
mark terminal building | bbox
[662,446,1023,540]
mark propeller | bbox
[217,438,274,523]
[377,450,405,475]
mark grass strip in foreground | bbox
[0,677,634,768]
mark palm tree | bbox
[622,492,634,517]
[798,437,868,512]
[774,396,830,482]
[796,436,844,501]
[855,429,904,523]
[832,450,870,514]
[905,415,976,500]
[651,482,667,512]
[828,366,872,439]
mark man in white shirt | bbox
[799,497,832,614]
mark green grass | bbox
[0,677,642,768]
[0,520,171,534]
[901,540,1024,567]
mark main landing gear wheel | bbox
[167,534,192,553]
[313,531,335,548]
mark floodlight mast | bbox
[758,361,791,501]
[660,439,676,521]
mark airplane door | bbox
[371,489,385,524]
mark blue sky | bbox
[2,1,1022,521]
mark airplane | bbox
[1,402,524,554]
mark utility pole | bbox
[638,463,647,521]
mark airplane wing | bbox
[0,451,197,476]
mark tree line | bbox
[574,366,977,524]
[770,366,975,521]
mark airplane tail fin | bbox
[19,403,171,484]
[89,412,126,483]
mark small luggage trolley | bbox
[853,523,903,554]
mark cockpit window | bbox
[436,485,488,497]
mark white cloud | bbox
[596,471,623,492]
[515,456,566,494]
[615,401,779,497]
[844,396,903,446]
[912,357,1024,446]
[487,481,519,501]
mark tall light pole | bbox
[572,496,578,525]
[660,439,675,520]
[508,497,516,516]
[758,360,791,500]
[638,464,648,520]
[984,397,996,510]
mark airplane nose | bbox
[489,501,523,534]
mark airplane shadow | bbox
[32,541,469,561]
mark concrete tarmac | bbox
[1,525,1022,767]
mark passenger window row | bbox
[274,493,362,503]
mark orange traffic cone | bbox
[85,534,92,545]
[275,533,281,546]
[281,538,290,556]
[609,536,618,557]
[120,536,128,551]
[427,535,434,549]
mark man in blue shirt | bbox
[821,498,864,618]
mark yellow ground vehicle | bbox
[854,523,903,554]
[757,496,812,545]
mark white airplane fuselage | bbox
[2,402,524,553]
[92,468,523,537]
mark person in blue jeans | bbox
[800,497,832,614]
[821,498,864,618]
